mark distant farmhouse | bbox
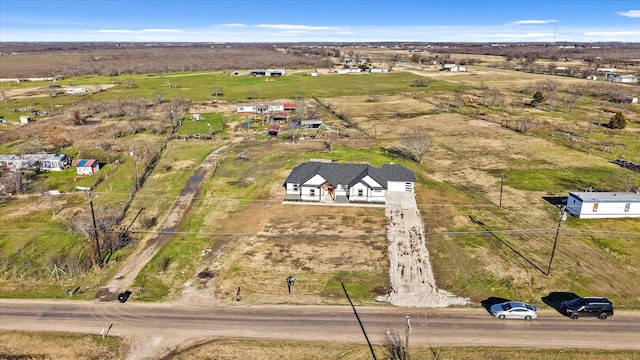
[236,103,285,116]
[608,74,638,84]
[283,161,416,204]
[567,192,640,219]
[335,68,362,74]
[248,68,286,77]
[442,63,466,72]
[0,153,71,173]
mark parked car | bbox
[490,301,537,320]
[560,297,614,320]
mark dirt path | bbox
[379,192,468,307]
[96,137,243,301]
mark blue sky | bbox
[1,0,639,42]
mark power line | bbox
[1,227,637,237]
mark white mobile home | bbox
[66,88,87,94]
[566,192,640,219]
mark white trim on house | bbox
[566,192,640,219]
[283,162,416,204]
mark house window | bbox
[625,203,631,212]
[592,203,598,212]
[405,183,412,191]
[293,184,299,191]
[309,189,315,197]
[357,189,364,197]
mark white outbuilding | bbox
[566,192,640,219]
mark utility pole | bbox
[499,173,505,208]
[87,191,101,268]
[547,206,567,276]
[404,315,412,360]
[130,145,140,191]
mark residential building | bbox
[566,192,640,219]
[283,161,416,204]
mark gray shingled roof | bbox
[284,162,415,189]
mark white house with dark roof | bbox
[283,161,416,204]
[566,192,640,219]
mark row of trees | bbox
[0,46,332,78]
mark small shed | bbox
[271,111,288,122]
[267,124,280,137]
[301,119,324,129]
[73,159,100,175]
[19,115,31,124]
[566,192,640,219]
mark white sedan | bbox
[490,301,538,320]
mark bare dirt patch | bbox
[209,201,390,305]
[1,83,116,100]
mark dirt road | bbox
[380,192,468,307]
[2,299,640,359]
[96,137,243,301]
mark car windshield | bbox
[568,298,586,307]
[502,303,512,310]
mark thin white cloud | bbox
[510,20,558,25]
[616,10,640,18]
[254,24,339,31]
[140,29,182,33]
[493,32,556,38]
[217,23,248,28]
[96,28,182,33]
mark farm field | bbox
[0,44,639,358]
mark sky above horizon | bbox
[1,0,639,43]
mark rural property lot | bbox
[1,43,639,359]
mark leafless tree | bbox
[381,329,407,360]
[211,87,224,103]
[398,130,433,164]
[1,172,25,194]
[455,82,467,108]
[288,127,300,143]
[412,78,429,87]
[291,93,305,102]
[153,92,167,105]
[122,78,137,89]
[368,94,382,102]
[520,118,531,135]
[66,109,86,125]
[324,132,337,151]
[165,79,179,88]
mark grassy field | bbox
[1,60,639,356]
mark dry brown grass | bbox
[0,330,127,360]
[171,338,640,360]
